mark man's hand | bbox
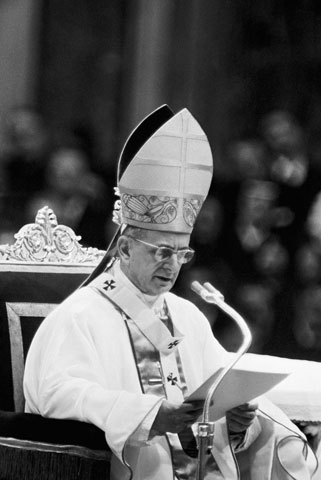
[152,400,204,434]
[226,401,258,434]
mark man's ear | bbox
[117,235,131,263]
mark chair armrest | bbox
[0,411,112,480]
[0,411,109,450]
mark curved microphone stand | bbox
[190,281,253,480]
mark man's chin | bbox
[151,277,174,294]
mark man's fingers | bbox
[181,401,203,416]
[229,409,257,420]
[228,403,258,418]
[227,403,258,433]
[152,400,204,434]
[172,413,198,432]
[234,401,258,411]
[183,401,204,410]
[228,410,257,424]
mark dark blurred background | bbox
[1,0,321,360]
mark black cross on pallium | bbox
[103,279,116,291]
[168,339,179,349]
[167,373,178,385]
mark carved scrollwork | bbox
[0,206,105,264]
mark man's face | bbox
[121,229,191,296]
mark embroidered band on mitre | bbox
[115,107,213,234]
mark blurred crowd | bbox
[0,105,114,250]
[1,105,321,361]
[175,110,321,362]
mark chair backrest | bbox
[0,206,105,412]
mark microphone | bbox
[191,281,252,480]
[191,280,252,421]
[191,280,225,304]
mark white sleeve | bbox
[128,401,163,445]
[24,304,162,462]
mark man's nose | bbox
[164,252,181,269]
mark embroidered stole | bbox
[89,271,218,479]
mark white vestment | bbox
[23,262,317,479]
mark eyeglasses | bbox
[127,237,195,264]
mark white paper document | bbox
[186,358,291,421]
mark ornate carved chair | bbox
[0,206,111,480]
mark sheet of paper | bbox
[185,360,291,422]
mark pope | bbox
[24,105,316,479]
